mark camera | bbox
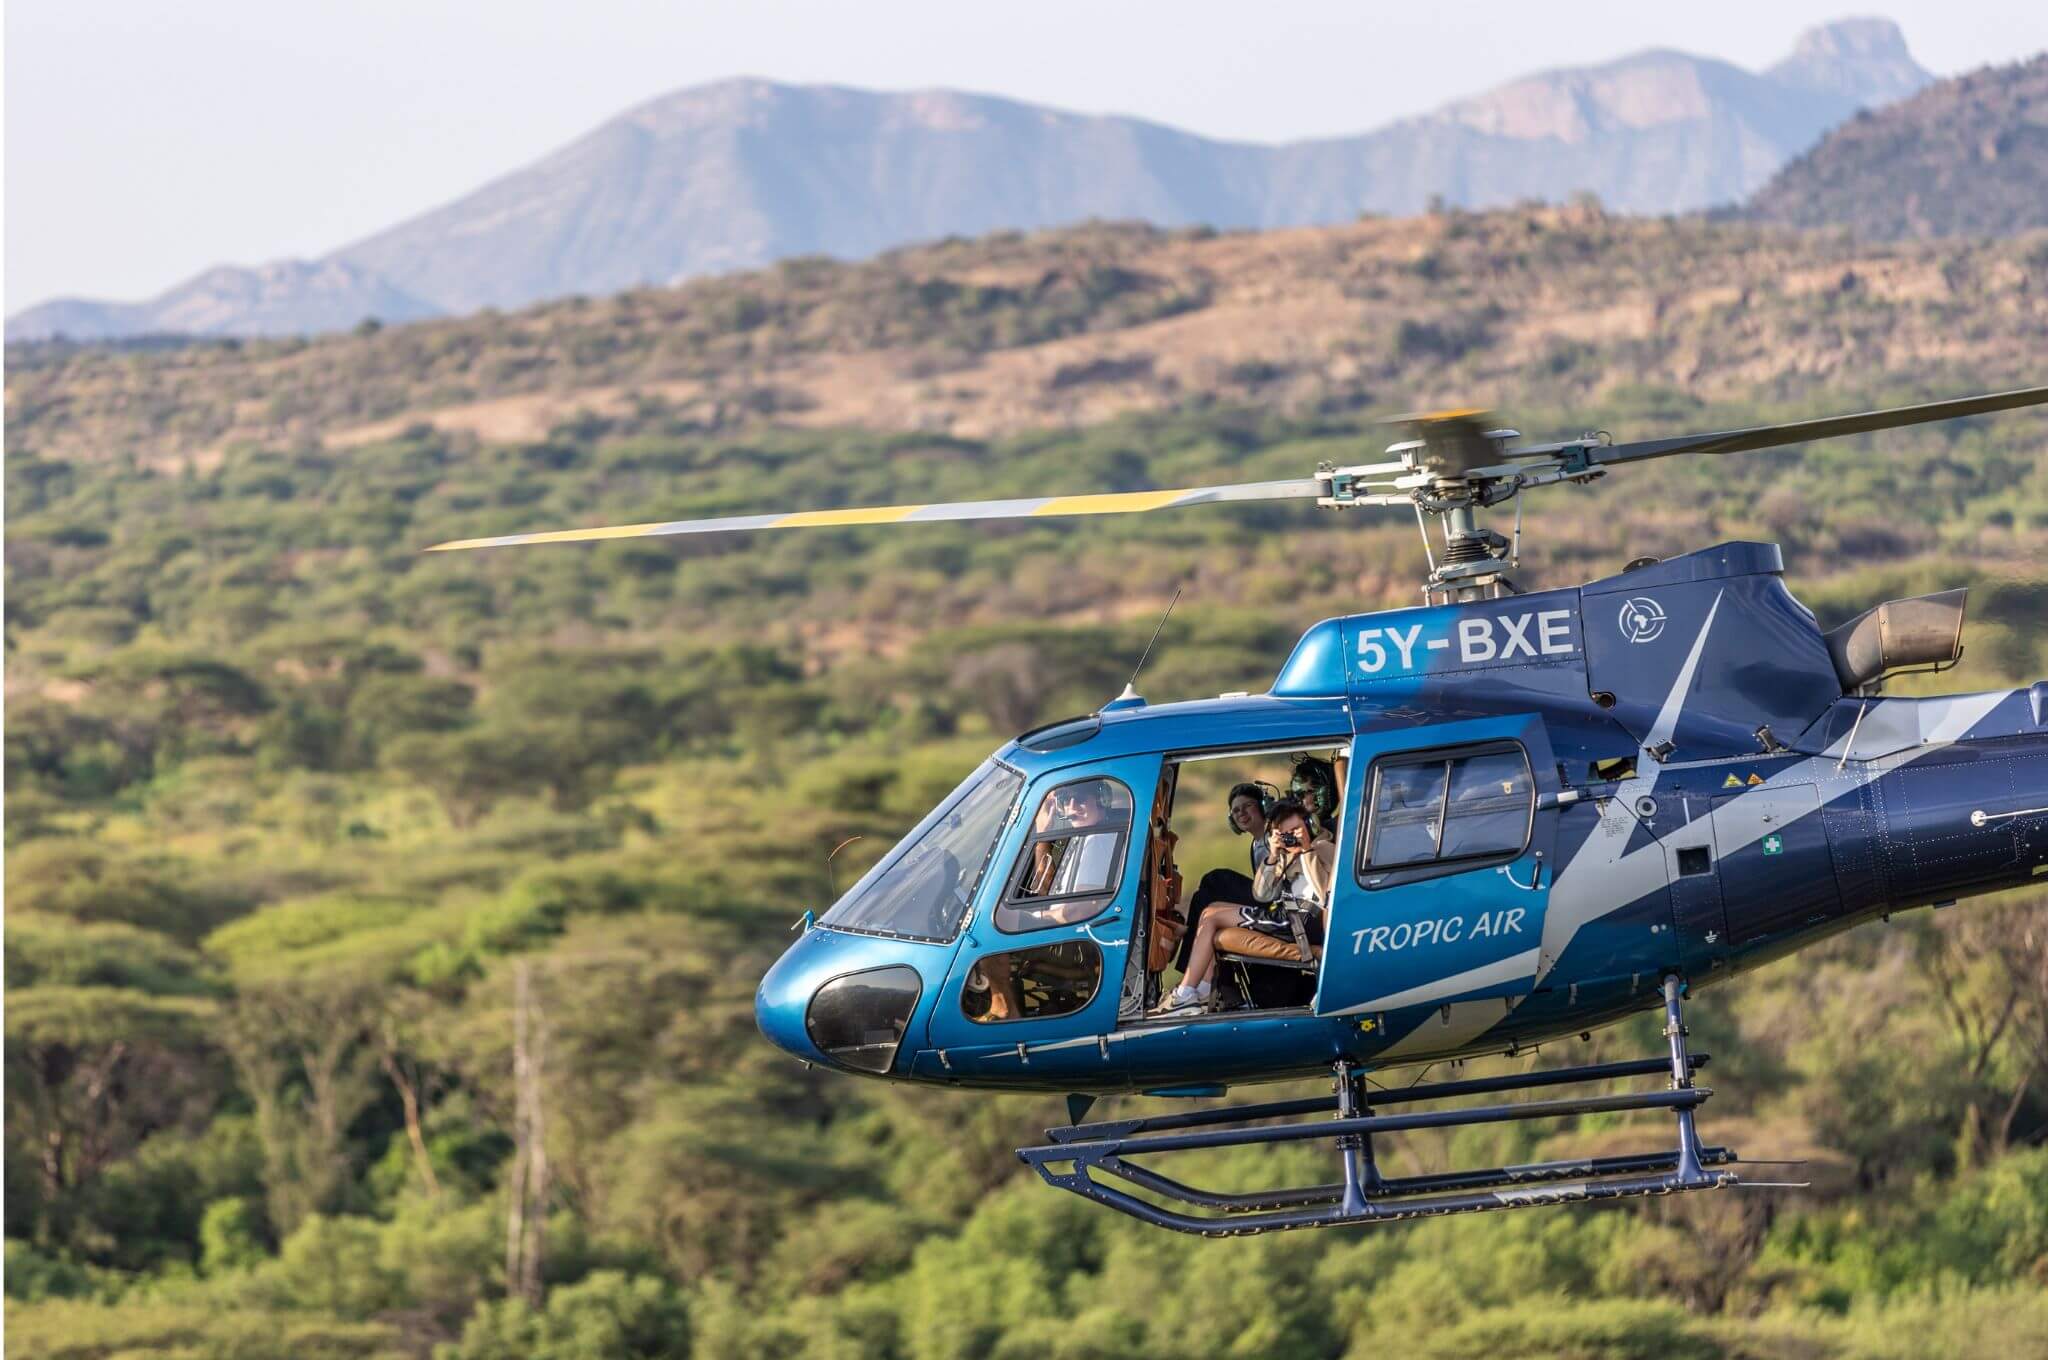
[1279,830,1303,848]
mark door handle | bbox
[1497,851,1544,891]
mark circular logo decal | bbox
[1619,597,1667,644]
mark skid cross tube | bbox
[1020,978,1738,1234]
[1044,1054,1710,1144]
[1025,1160,1733,1237]
[1027,1087,1709,1161]
[1106,1144,1739,1214]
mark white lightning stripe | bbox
[1536,595,1722,985]
[1538,687,2017,984]
[1821,690,2018,761]
[1645,590,1724,754]
[1537,794,1671,986]
[1326,948,1540,1016]
[1918,691,2014,742]
[1372,997,1519,1062]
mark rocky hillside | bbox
[1746,53,2048,240]
[7,19,1931,342]
[11,207,2044,479]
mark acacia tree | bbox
[217,979,381,1235]
[1916,893,2048,1163]
[376,990,444,1199]
[382,728,562,828]
[4,987,221,1244]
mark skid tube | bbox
[1017,975,1741,1235]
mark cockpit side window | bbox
[996,777,1134,933]
[819,760,1023,942]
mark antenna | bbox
[1117,586,1183,704]
[824,835,864,901]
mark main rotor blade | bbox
[1584,385,2048,468]
[424,478,1325,552]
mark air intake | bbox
[1824,588,1967,691]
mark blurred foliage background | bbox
[6,212,2048,1358]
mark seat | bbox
[1217,905,1320,1009]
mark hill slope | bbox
[13,208,2044,478]
[1746,53,2048,239]
[8,18,1930,341]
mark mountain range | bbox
[8,17,1937,342]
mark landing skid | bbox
[1018,976,1755,1235]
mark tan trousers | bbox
[1215,926,1309,962]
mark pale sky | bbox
[8,1,2047,309]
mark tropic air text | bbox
[1350,908,1528,955]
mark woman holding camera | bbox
[1158,799,1332,1014]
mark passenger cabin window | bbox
[962,940,1102,1023]
[1363,745,1532,877]
[997,777,1133,932]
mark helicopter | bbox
[429,385,2048,1235]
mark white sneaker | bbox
[1154,981,1211,1016]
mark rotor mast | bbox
[1316,412,1576,603]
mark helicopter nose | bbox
[754,938,823,1063]
[756,928,928,1075]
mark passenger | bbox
[1172,783,1272,975]
[1159,800,1332,1014]
[1290,755,1342,841]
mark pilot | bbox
[1022,779,1124,921]
[1173,783,1272,975]
[1159,800,1331,1013]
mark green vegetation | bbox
[7,217,2048,1357]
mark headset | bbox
[1286,757,1335,835]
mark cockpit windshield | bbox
[819,760,1024,942]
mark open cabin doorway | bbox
[1123,738,1351,1024]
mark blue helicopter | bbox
[431,386,2048,1235]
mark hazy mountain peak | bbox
[6,257,437,342]
[1768,16,1932,104]
[1435,21,1930,147]
[1788,16,1915,62]
[616,75,784,132]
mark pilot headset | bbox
[1290,756,1336,811]
[1226,782,1280,835]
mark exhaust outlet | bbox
[1824,589,1967,691]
